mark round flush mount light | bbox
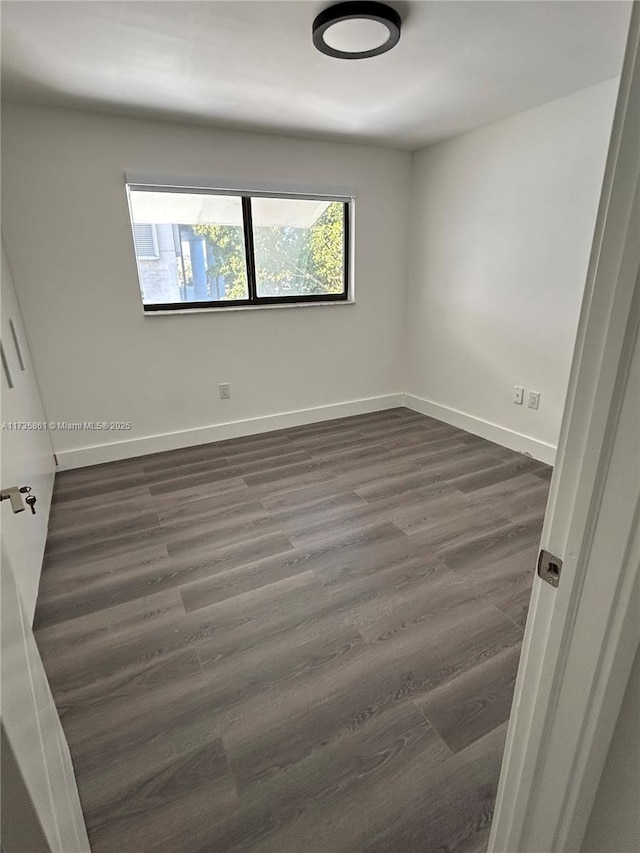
[313,1,401,60]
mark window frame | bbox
[126,184,352,312]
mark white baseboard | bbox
[403,393,556,465]
[55,391,557,470]
[55,394,405,470]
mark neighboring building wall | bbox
[137,223,181,304]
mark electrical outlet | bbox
[219,383,231,399]
[528,391,540,410]
[513,385,524,405]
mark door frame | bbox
[489,5,640,851]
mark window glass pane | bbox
[251,199,345,298]
[129,190,249,304]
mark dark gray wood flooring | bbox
[34,408,551,853]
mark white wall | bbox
[582,645,640,853]
[1,104,411,468]
[404,79,618,463]
[1,243,55,621]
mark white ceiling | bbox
[0,1,631,150]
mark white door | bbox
[489,6,640,852]
[1,243,90,851]
[1,242,56,622]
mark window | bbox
[133,223,159,259]
[126,184,351,311]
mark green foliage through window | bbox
[194,202,345,300]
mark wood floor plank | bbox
[290,429,371,453]
[44,509,161,557]
[334,457,432,498]
[48,486,154,530]
[415,643,523,753]
[141,441,229,471]
[56,647,204,744]
[242,457,333,487]
[359,722,510,853]
[180,522,408,614]
[447,456,547,493]
[33,407,552,853]
[244,703,450,853]
[464,472,551,526]
[51,467,148,503]
[196,626,367,730]
[209,593,521,796]
[85,738,238,853]
[166,530,295,583]
[262,489,367,526]
[153,484,252,524]
[148,466,245,495]
[178,549,314,612]
[41,521,165,573]
[36,588,186,698]
[435,518,541,574]
[161,501,278,553]
[37,543,171,597]
[159,479,255,507]
[180,571,334,664]
[142,454,232,484]
[35,547,175,631]
[258,480,367,513]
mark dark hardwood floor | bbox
[34,408,551,853]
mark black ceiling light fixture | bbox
[313,1,401,60]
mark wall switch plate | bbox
[219,383,231,399]
[513,385,524,405]
[528,390,540,409]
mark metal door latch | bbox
[0,485,35,514]
[538,549,563,588]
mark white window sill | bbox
[143,299,356,316]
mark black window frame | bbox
[126,184,351,312]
